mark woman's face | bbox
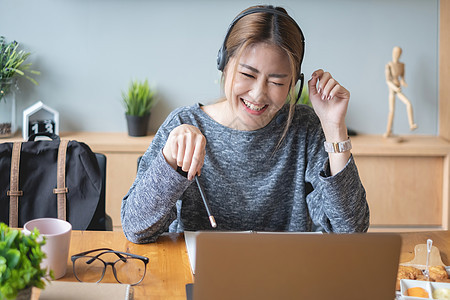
[224,42,292,131]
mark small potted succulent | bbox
[0,36,40,138]
[0,223,50,300]
[121,79,156,137]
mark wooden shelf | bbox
[3,131,155,153]
[351,134,450,156]
[2,132,449,232]
[59,131,154,153]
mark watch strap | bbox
[324,138,352,153]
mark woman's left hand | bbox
[307,69,350,139]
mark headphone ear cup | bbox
[295,73,305,103]
[217,46,227,71]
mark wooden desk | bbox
[398,230,450,265]
[42,230,450,300]
[58,231,193,300]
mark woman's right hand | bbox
[162,124,206,180]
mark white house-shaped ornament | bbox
[22,101,59,140]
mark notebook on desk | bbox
[189,232,401,300]
[36,281,133,300]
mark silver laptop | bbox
[191,232,401,300]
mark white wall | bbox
[0,0,439,136]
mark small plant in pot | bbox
[0,223,51,300]
[122,79,156,137]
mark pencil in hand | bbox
[194,175,217,228]
[176,167,217,228]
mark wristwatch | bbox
[324,138,352,153]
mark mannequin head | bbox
[392,46,402,62]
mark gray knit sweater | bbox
[121,103,369,243]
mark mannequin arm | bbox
[385,64,400,92]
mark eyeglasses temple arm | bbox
[72,248,127,264]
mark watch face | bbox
[29,119,55,136]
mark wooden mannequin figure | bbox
[383,46,418,138]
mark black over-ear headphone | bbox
[217,6,306,101]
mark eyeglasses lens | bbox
[73,256,104,283]
[114,257,146,285]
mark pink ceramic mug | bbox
[23,218,72,279]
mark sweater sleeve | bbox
[316,155,369,232]
[121,116,193,243]
[303,113,369,233]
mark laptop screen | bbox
[192,232,401,300]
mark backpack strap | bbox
[53,139,69,220]
[7,142,23,228]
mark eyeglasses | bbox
[71,248,149,286]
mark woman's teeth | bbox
[242,99,267,111]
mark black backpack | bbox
[0,133,105,230]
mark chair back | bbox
[87,153,112,230]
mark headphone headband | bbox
[217,6,305,78]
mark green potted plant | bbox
[121,79,156,137]
[0,36,40,138]
[0,223,50,300]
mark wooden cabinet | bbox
[351,135,450,232]
[3,133,450,232]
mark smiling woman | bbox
[121,5,369,244]
[205,42,292,131]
